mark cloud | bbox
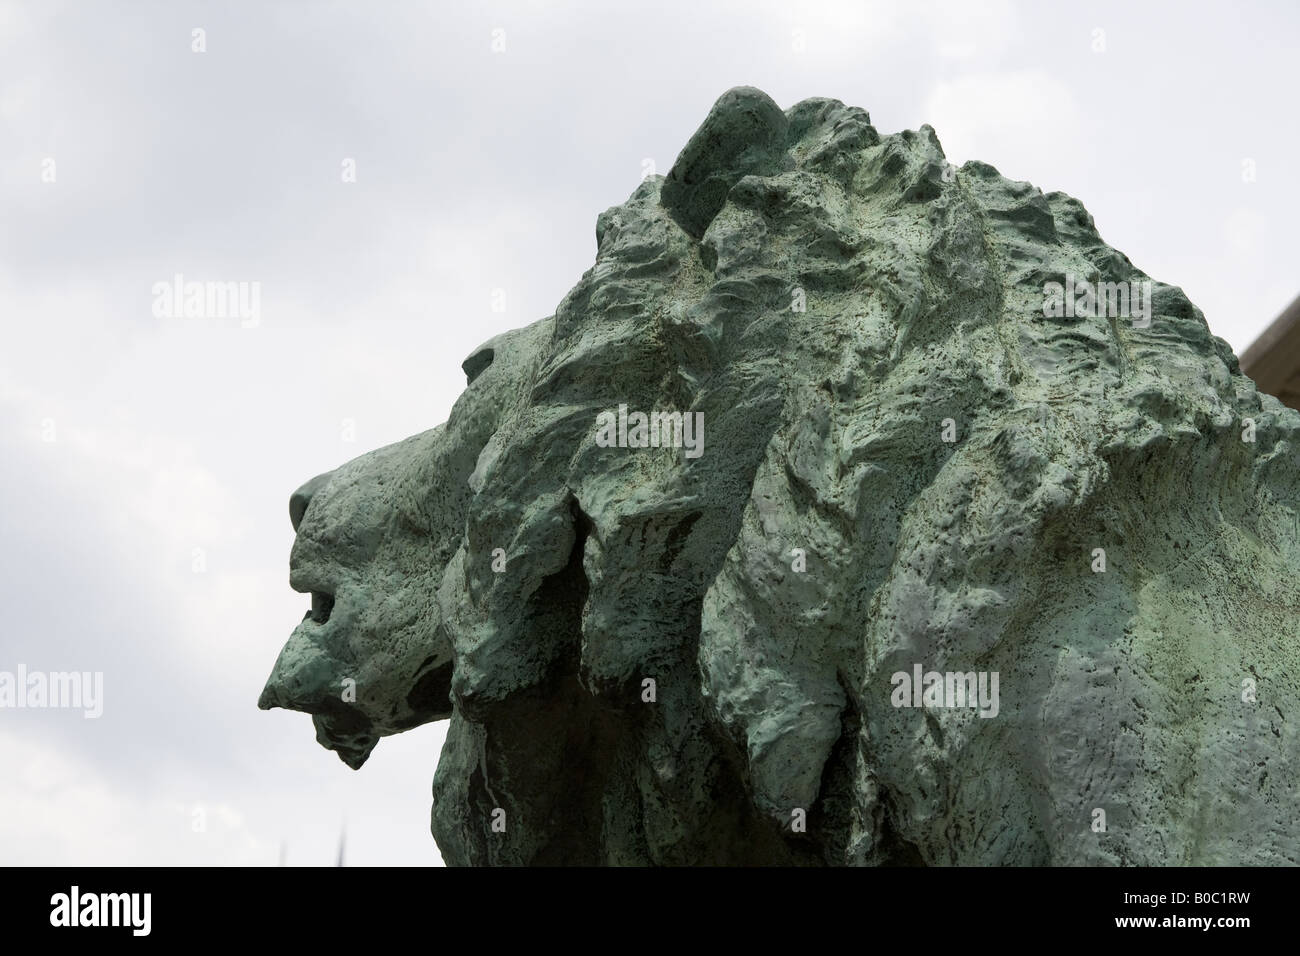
[922,70,1087,177]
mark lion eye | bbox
[462,346,495,385]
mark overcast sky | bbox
[2,0,1297,866]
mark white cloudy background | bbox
[1,0,1296,865]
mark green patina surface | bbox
[261,88,1300,865]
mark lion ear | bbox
[659,86,788,239]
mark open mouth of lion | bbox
[303,590,335,625]
[260,586,381,769]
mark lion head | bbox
[262,88,1300,866]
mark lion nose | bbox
[289,471,335,532]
